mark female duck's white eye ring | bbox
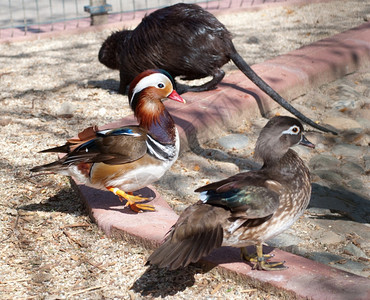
[282,125,300,135]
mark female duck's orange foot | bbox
[106,187,155,213]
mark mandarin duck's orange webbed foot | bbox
[106,187,155,213]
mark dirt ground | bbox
[0,1,369,299]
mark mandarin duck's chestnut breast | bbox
[31,69,185,212]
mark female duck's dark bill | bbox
[299,135,315,148]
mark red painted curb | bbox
[72,22,370,299]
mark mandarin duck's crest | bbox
[148,116,315,270]
[31,69,185,213]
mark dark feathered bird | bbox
[30,69,185,212]
[98,3,337,135]
[147,116,315,270]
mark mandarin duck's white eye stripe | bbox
[129,73,172,105]
[282,125,300,135]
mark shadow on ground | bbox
[131,265,199,297]
[310,183,370,223]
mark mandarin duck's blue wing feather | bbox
[96,127,143,137]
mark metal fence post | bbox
[84,0,112,26]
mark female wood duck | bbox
[31,69,185,213]
[148,116,315,270]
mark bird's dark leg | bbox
[241,243,287,271]
[106,186,155,213]
[241,245,274,262]
[118,73,131,95]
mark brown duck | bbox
[148,116,315,270]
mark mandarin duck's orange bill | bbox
[31,69,185,213]
[147,116,315,270]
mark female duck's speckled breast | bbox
[223,150,311,248]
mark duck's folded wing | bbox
[63,126,148,165]
[195,172,282,219]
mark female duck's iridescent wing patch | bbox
[196,172,281,219]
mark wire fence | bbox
[0,0,286,40]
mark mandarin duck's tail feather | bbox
[30,160,66,173]
[39,126,99,154]
[39,144,71,154]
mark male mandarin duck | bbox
[148,116,315,270]
[31,69,185,212]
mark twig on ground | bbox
[60,222,91,229]
[67,285,105,296]
[0,212,20,243]
[63,230,84,247]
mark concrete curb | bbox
[72,22,370,299]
